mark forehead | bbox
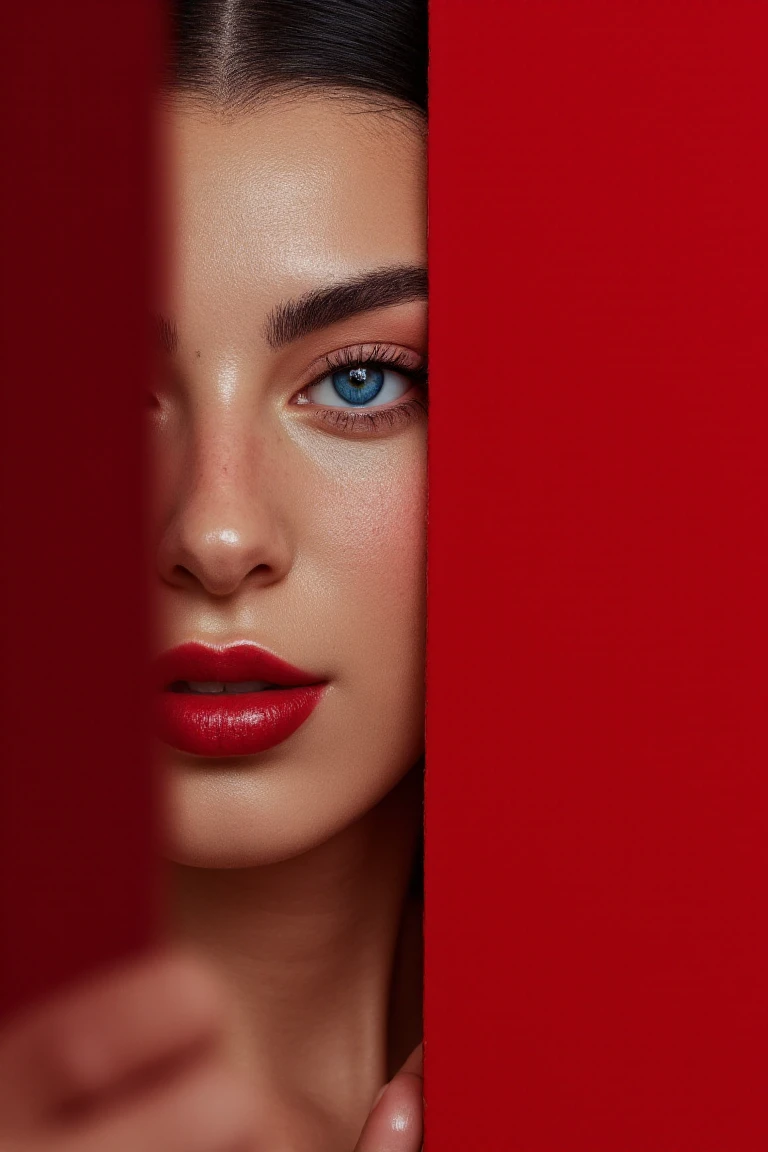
[166,96,426,307]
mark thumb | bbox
[354,1044,423,1152]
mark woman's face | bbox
[152,97,427,868]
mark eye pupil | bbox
[331,365,385,405]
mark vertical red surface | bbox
[0,2,159,1014]
[427,3,767,1149]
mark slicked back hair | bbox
[171,0,427,114]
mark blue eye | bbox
[331,366,385,405]
[305,363,412,409]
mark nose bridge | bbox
[191,421,248,538]
[159,381,291,596]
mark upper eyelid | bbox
[295,342,426,393]
[323,340,424,361]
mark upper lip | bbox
[153,642,323,691]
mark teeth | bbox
[186,681,272,694]
[226,681,271,694]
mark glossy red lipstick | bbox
[154,643,326,757]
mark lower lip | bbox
[155,685,325,757]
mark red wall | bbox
[427,3,768,1147]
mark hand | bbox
[0,949,257,1151]
[353,1045,423,1152]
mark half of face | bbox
[151,96,427,868]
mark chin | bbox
[162,741,423,870]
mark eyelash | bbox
[296,344,428,435]
[313,396,428,435]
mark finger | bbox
[55,1053,258,1152]
[0,949,228,1129]
[354,1044,423,1152]
[398,1045,423,1079]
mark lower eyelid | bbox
[305,396,427,436]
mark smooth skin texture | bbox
[0,98,426,1151]
[156,95,427,870]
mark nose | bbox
[156,439,293,599]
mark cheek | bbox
[307,436,427,628]
[300,435,427,793]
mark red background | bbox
[1,2,766,1147]
[427,2,767,1148]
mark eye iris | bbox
[331,366,385,405]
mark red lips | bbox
[153,643,326,757]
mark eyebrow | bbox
[263,265,428,350]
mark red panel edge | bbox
[0,0,161,1016]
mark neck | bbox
[170,768,421,1133]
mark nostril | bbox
[165,559,276,598]
[157,517,292,595]
[171,564,198,586]
[247,563,271,580]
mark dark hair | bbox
[171,0,427,115]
